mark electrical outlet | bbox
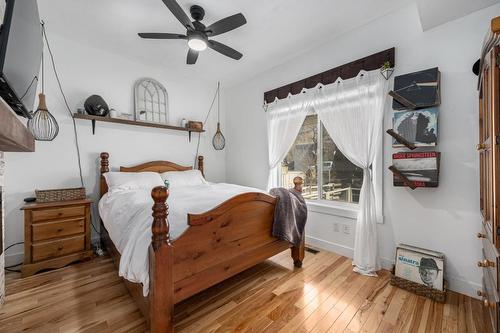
[333,223,340,232]
[342,224,351,235]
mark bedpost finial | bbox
[152,186,168,203]
[293,177,303,193]
[100,152,109,174]
[198,155,204,177]
[151,186,170,250]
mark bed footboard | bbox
[148,184,304,332]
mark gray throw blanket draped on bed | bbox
[269,188,307,246]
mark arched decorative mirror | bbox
[134,78,169,124]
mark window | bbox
[281,114,363,204]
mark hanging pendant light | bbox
[27,22,59,141]
[212,82,225,150]
[28,93,59,141]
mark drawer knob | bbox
[57,228,63,232]
[477,143,487,151]
[58,246,63,251]
[477,290,486,297]
[484,299,496,309]
[477,233,487,239]
[478,259,495,268]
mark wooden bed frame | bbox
[98,152,305,332]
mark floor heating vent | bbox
[305,247,320,254]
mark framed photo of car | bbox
[394,244,445,291]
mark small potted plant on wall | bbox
[380,61,394,80]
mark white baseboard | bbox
[446,275,482,300]
[305,235,481,300]
[306,235,354,258]
[306,235,394,270]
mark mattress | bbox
[99,182,264,296]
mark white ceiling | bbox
[38,0,499,86]
[416,0,500,31]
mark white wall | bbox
[225,3,500,298]
[3,29,225,265]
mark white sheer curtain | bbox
[314,70,388,276]
[266,93,313,190]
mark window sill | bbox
[306,200,359,220]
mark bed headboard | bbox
[99,152,204,197]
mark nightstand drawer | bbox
[32,218,85,242]
[31,205,85,222]
[32,235,85,262]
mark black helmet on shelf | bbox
[84,95,109,117]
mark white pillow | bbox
[160,169,207,188]
[104,172,164,194]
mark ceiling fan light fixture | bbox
[188,36,207,51]
[138,1,247,64]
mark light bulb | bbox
[188,37,207,51]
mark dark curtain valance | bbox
[264,47,395,104]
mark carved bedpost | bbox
[149,186,174,333]
[198,155,204,177]
[100,152,109,197]
[291,176,305,268]
[293,176,303,193]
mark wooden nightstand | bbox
[21,199,94,277]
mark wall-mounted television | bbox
[0,0,42,118]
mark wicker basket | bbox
[390,274,447,303]
[35,187,86,203]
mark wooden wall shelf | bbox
[73,113,204,141]
[0,97,35,152]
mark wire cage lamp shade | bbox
[27,93,59,141]
[212,82,225,150]
[212,122,225,150]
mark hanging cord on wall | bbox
[42,21,101,235]
[3,242,24,272]
[193,82,220,167]
[42,21,84,188]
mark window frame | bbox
[278,111,384,223]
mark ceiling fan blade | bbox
[187,49,199,65]
[206,13,247,37]
[162,0,194,30]
[138,33,187,39]
[208,40,243,60]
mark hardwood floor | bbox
[0,249,490,332]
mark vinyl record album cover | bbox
[392,152,440,188]
[393,108,438,147]
[392,67,441,110]
[395,246,444,291]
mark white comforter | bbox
[99,183,264,296]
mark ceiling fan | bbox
[138,0,247,65]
